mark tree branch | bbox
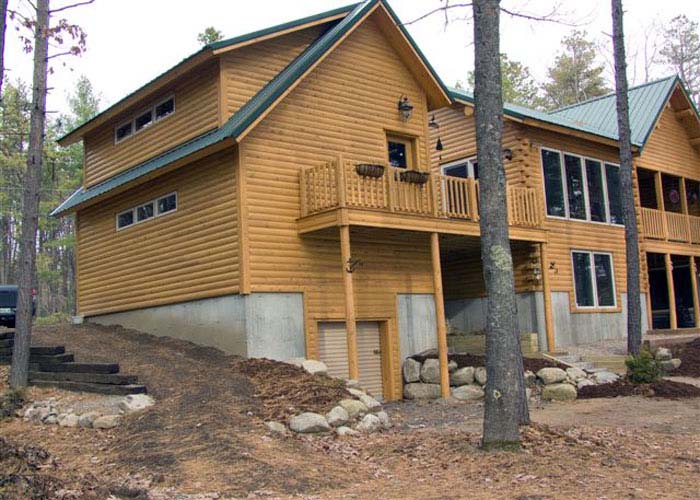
[49,0,94,14]
[404,2,472,26]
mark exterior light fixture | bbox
[436,138,444,151]
[398,95,414,121]
[503,148,513,161]
[429,115,443,151]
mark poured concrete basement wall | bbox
[397,294,437,361]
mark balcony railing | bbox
[300,158,543,229]
[641,207,700,244]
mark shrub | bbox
[0,388,25,419]
[625,350,662,384]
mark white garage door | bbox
[318,321,383,398]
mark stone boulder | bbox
[659,358,682,372]
[339,398,368,418]
[450,367,475,386]
[347,388,366,398]
[576,379,595,390]
[420,359,441,384]
[542,383,577,401]
[265,421,288,434]
[524,370,537,387]
[565,367,587,381]
[325,406,349,427]
[119,394,155,414]
[654,347,672,361]
[403,383,441,400]
[78,412,100,428]
[537,367,567,385]
[402,358,421,383]
[451,385,484,401]
[336,426,360,437]
[592,370,619,384]
[375,410,392,429]
[289,412,331,433]
[448,360,458,372]
[355,413,382,433]
[93,415,120,429]
[474,367,487,386]
[301,359,328,376]
[358,394,381,413]
[58,414,79,428]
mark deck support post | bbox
[665,253,678,330]
[430,232,450,398]
[539,242,556,352]
[340,225,359,380]
[690,256,700,328]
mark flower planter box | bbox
[399,170,430,185]
[355,163,385,178]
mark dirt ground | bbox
[2,323,700,499]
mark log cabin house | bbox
[52,0,700,400]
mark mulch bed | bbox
[671,338,700,377]
[578,378,700,399]
[235,358,350,421]
[412,352,566,372]
[0,437,65,499]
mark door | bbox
[318,321,384,398]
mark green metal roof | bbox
[53,0,451,217]
[549,75,679,147]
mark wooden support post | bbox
[665,253,678,329]
[539,242,556,352]
[340,225,359,380]
[690,256,700,328]
[336,154,347,208]
[655,171,668,240]
[430,232,450,398]
[681,178,691,242]
[468,178,479,221]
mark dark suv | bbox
[0,286,36,329]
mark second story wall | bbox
[83,61,220,188]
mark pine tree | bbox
[660,15,700,105]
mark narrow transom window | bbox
[117,209,134,229]
[157,193,177,215]
[114,96,175,144]
[137,202,154,222]
[135,110,153,132]
[155,98,175,120]
[115,122,133,143]
[572,251,616,308]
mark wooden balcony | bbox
[298,157,546,241]
[641,207,700,245]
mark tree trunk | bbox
[611,0,642,355]
[9,0,50,390]
[0,0,8,97]
[473,0,527,450]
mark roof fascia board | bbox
[233,1,380,142]
[637,77,681,153]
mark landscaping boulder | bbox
[593,370,619,384]
[325,406,349,428]
[566,367,587,381]
[347,388,366,398]
[542,383,577,401]
[420,359,441,384]
[289,412,331,433]
[524,370,537,387]
[659,358,682,372]
[474,367,487,386]
[403,383,441,400]
[448,360,458,372]
[339,398,368,418]
[355,413,382,433]
[450,367,475,386]
[93,415,120,429]
[58,414,79,428]
[119,394,155,414]
[78,412,100,428]
[451,385,484,401]
[345,379,360,389]
[336,426,360,437]
[375,410,392,429]
[654,347,672,362]
[577,379,595,390]
[358,394,381,413]
[265,421,288,434]
[301,359,328,376]
[402,358,421,383]
[537,367,567,385]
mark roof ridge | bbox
[549,75,678,114]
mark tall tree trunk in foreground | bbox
[474,0,528,449]
[611,0,642,355]
[10,0,50,390]
[0,0,7,97]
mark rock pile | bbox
[265,359,392,436]
[654,347,682,372]
[402,355,623,402]
[22,394,155,429]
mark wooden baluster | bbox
[469,179,479,221]
[666,253,678,329]
[300,168,308,217]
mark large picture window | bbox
[541,148,621,225]
[572,251,616,308]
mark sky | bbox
[3,0,700,117]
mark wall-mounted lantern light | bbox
[503,148,513,161]
[398,95,414,121]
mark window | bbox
[572,251,616,308]
[134,110,153,132]
[541,148,622,225]
[117,209,134,230]
[155,97,175,120]
[115,192,177,230]
[115,122,133,143]
[387,135,414,169]
[114,96,175,144]
[157,193,177,215]
[137,202,154,222]
[441,157,478,179]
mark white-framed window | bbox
[441,157,478,179]
[541,147,622,225]
[571,250,616,308]
[114,96,175,144]
[115,192,178,231]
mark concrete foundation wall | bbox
[89,292,305,361]
[445,292,545,342]
[397,294,437,361]
[552,292,649,347]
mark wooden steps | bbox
[0,329,145,395]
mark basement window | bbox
[572,251,616,308]
[116,209,134,230]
